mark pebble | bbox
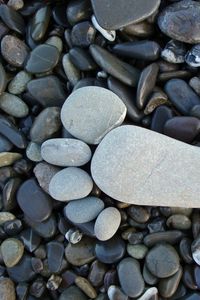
[164,117,200,143]
[1,238,24,267]
[179,293,200,300]
[94,207,121,241]
[7,255,36,282]
[0,4,25,34]
[91,125,200,207]
[91,0,160,30]
[20,228,41,253]
[183,265,198,290]
[136,63,159,109]
[30,6,51,41]
[30,107,61,143]
[118,257,144,298]
[47,241,64,273]
[194,266,200,289]
[179,238,193,264]
[27,75,66,107]
[137,287,158,300]
[90,44,140,87]
[127,244,148,259]
[41,138,91,167]
[144,90,169,115]
[0,212,15,226]
[145,244,180,278]
[1,35,29,67]
[0,63,7,95]
[189,77,200,97]
[59,285,87,300]
[62,53,81,86]
[26,142,42,162]
[33,162,60,194]
[0,152,21,167]
[64,196,104,224]
[61,86,126,144]
[158,266,183,298]
[66,0,92,26]
[3,177,21,210]
[161,40,186,64]
[69,47,96,71]
[0,278,16,300]
[88,260,107,287]
[143,263,158,286]
[113,40,160,61]
[122,20,154,38]
[65,237,95,266]
[71,21,96,47]
[186,44,200,67]
[0,93,29,118]
[91,15,115,42]
[158,1,200,44]
[17,178,52,222]
[95,236,125,264]
[166,214,192,230]
[108,286,128,300]
[8,71,32,95]
[128,205,150,223]
[192,236,200,265]
[49,167,93,201]
[25,215,57,239]
[8,0,24,10]
[25,44,59,74]
[75,276,97,299]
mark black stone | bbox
[71,21,96,47]
[53,4,68,27]
[182,265,198,290]
[66,0,92,25]
[179,238,193,264]
[30,6,51,42]
[3,177,21,211]
[69,47,96,71]
[7,255,36,282]
[151,105,174,133]
[3,219,23,236]
[0,4,25,34]
[47,241,64,273]
[25,215,57,239]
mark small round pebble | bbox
[127,244,148,259]
[0,93,28,118]
[8,71,32,95]
[1,238,24,267]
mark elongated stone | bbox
[0,4,25,34]
[0,93,29,118]
[91,125,200,207]
[30,6,51,41]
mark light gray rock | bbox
[0,93,28,118]
[41,138,92,167]
[26,142,42,162]
[91,125,200,207]
[49,167,93,201]
[8,71,32,95]
[64,197,104,224]
[94,207,121,241]
[61,86,126,144]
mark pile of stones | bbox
[0,0,200,299]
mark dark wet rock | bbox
[67,0,92,26]
[25,44,59,74]
[59,285,87,300]
[179,293,200,300]
[95,236,125,264]
[167,214,191,230]
[144,89,169,115]
[17,178,52,222]
[165,79,200,115]
[69,47,96,71]
[194,265,200,289]
[113,40,160,61]
[158,266,183,298]
[0,278,16,300]
[186,44,200,68]
[27,76,67,107]
[7,255,36,282]
[122,21,154,38]
[20,228,41,253]
[25,215,57,239]
[30,6,51,41]
[164,116,200,143]
[158,70,191,82]
[88,260,107,287]
[52,4,68,27]
[90,44,140,87]
[136,63,159,109]
[158,1,200,44]
[144,230,183,247]
[179,238,193,264]
[161,40,186,64]
[91,0,161,30]
[0,4,25,34]
[47,241,64,273]
[71,21,96,47]
[128,205,150,223]
[108,285,128,300]
[151,105,174,133]
[0,63,7,95]
[3,219,23,236]
[3,177,21,210]
[183,265,198,290]
[1,35,29,67]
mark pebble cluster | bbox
[0,0,200,300]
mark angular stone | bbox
[91,0,161,30]
[41,138,91,167]
[59,285,87,300]
[91,125,200,207]
[0,93,29,118]
[61,86,126,144]
[30,6,51,41]
[1,238,24,267]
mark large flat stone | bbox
[91,125,200,207]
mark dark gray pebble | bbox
[69,47,96,71]
[20,228,41,253]
[7,255,36,282]
[25,214,57,239]
[30,6,51,42]
[0,4,25,34]
[47,241,64,273]
[66,0,92,26]
[179,238,193,264]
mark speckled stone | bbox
[0,93,29,118]
[0,278,16,300]
[1,238,24,267]
[91,125,200,207]
[8,71,32,95]
[49,167,93,201]
[61,86,126,144]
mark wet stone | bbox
[25,44,60,74]
[69,47,96,71]
[151,105,174,133]
[61,86,126,144]
[158,266,183,298]
[143,263,158,286]
[0,4,25,34]
[8,0,24,11]
[88,260,107,287]
[145,244,180,278]
[91,15,116,42]
[71,21,96,47]
[0,63,7,95]
[62,53,81,86]
[47,241,64,273]
[75,276,97,299]
[3,219,23,236]
[127,244,148,259]
[30,6,51,42]
[189,77,200,97]
[0,93,29,118]
[52,4,68,27]
[186,44,200,68]
[192,236,200,265]
[45,36,63,53]
[128,205,150,223]
[161,40,186,64]
[144,90,169,115]
[0,152,21,167]
[7,255,36,282]
[194,266,200,289]
[0,278,16,300]
[25,215,57,239]
[144,230,183,247]
[66,0,92,26]
[41,138,91,167]
[1,238,24,267]
[183,265,198,290]
[179,238,193,264]
[17,178,53,222]
[166,214,191,230]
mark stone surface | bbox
[91,125,200,207]
[69,47,96,71]
[47,241,64,273]
[192,236,200,266]
[127,244,148,259]
[0,278,16,300]
[75,276,97,299]
[0,4,25,34]
[7,255,36,282]
[158,1,200,44]
[91,0,161,30]
[108,285,128,300]
[59,285,87,300]
[94,207,121,241]
[62,53,81,86]
[64,196,104,224]
[144,231,183,247]
[118,257,144,298]
[158,266,183,298]
[0,63,6,95]
[161,40,186,64]
[8,71,32,95]
[49,167,93,201]
[41,138,91,167]
[0,93,29,118]
[30,6,50,41]
[61,86,126,144]
[1,238,24,267]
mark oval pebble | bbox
[1,238,24,267]
[0,278,16,300]
[49,167,93,201]
[41,138,92,167]
[61,86,126,144]
[0,93,29,118]
[94,207,121,241]
[166,214,192,230]
[64,197,104,224]
[8,71,32,95]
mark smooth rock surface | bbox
[8,71,32,95]
[0,93,29,118]
[1,238,24,267]
[64,197,104,224]
[41,138,91,166]
[7,255,36,282]
[91,125,200,207]
[0,278,16,300]
[49,167,93,201]
[61,86,126,144]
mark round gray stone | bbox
[59,285,87,300]
[8,71,32,95]
[41,138,92,167]
[0,278,16,300]
[61,86,126,144]
[91,125,200,207]
[0,93,29,118]
[26,142,42,162]
[64,197,104,224]
[49,167,93,201]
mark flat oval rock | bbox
[91,125,200,207]
[41,138,92,167]
[49,167,93,201]
[91,0,161,30]
[61,86,126,144]
[158,1,200,44]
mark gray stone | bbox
[64,196,104,223]
[0,93,29,118]
[8,71,32,95]
[117,257,145,298]
[26,142,42,162]
[108,285,128,300]
[46,36,63,53]
[0,278,16,300]
[0,152,21,167]
[0,212,15,225]
[62,53,81,86]
[158,266,183,298]
[41,138,92,167]
[61,86,126,144]
[49,167,93,201]
[127,244,148,259]
[91,125,200,207]
[1,238,24,267]
[94,207,121,241]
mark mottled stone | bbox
[8,71,32,95]
[127,244,148,259]
[59,285,87,300]
[0,5,25,34]
[75,276,97,299]
[158,266,183,298]
[1,238,24,267]
[0,278,16,300]
[0,93,29,118]
[0,152,21,167]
